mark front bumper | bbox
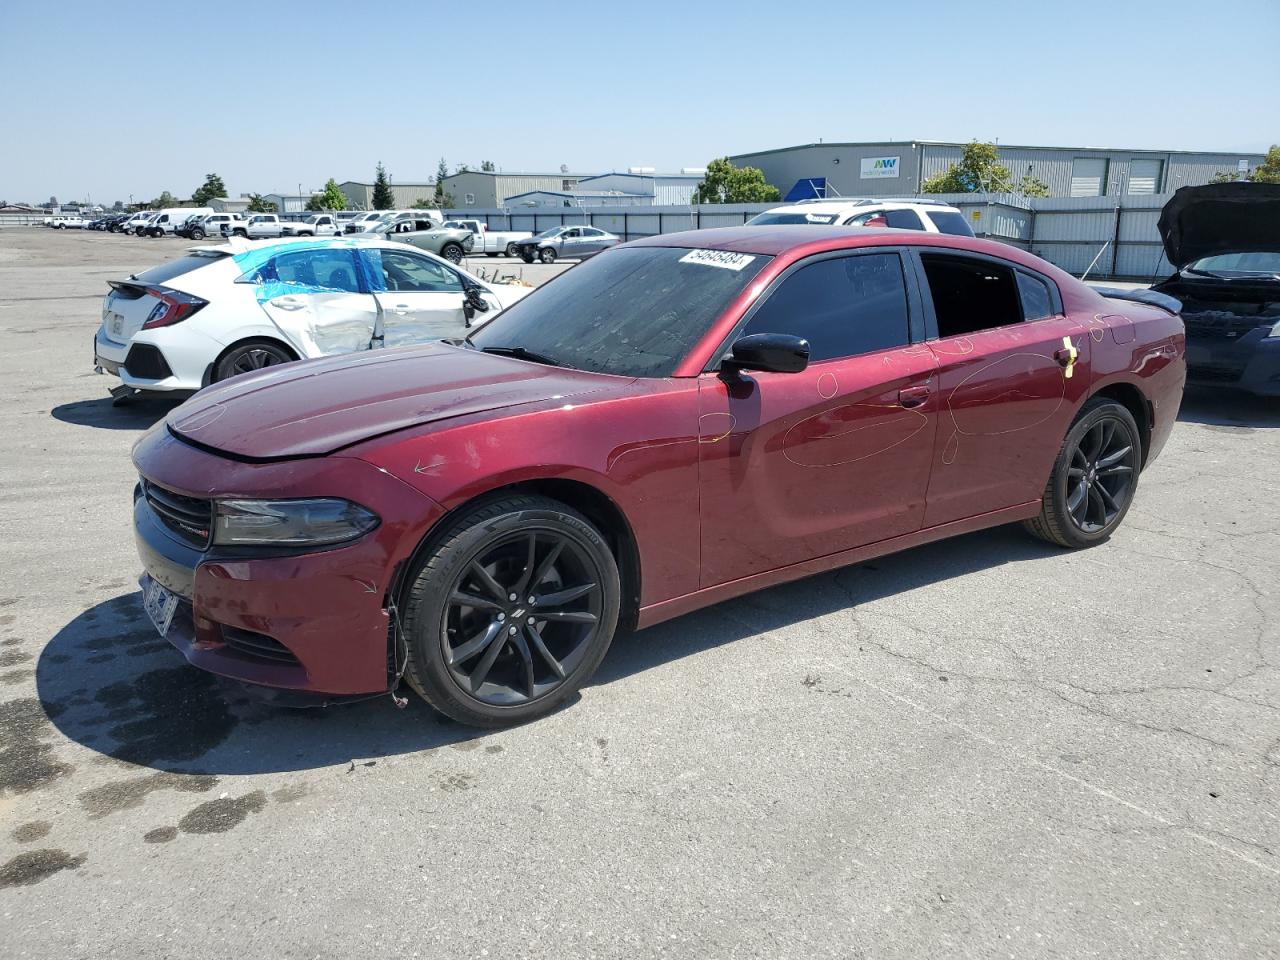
[1185,329,1280,396]
[131,427,446,695]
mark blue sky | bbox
[2,0,1276,204]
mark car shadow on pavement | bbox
[38,525,1058,777]
[594,524,1061,686]
[51,396,181,431]
[37,595,481,777]
[1177,387,1280,429]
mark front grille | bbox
[124,343,173,380]
[221,626,301,665]
[144,481,212,548]
[1183,311,1269,341]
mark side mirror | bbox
[723,333,810,375]
[461,284,490,327]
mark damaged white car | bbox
[93,236,534,397]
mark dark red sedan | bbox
[132,227,1186,726]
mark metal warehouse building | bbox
[440,171,591,209]
[339,181,436,210]
[730,141,1265,200]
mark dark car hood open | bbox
[166,342,624,460]
[1158,182,1280,267]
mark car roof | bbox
[627,225,1054,269]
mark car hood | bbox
[165,342,627,460]
[1158,182,1280,267]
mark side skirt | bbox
[635,501,1042,630]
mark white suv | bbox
[746,198,975,236]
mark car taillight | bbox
[143,288,208,329]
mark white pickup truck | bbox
[442,219,532,257]
[223,214,284,239]
[280,214,340,238]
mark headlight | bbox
[213,498,379,547]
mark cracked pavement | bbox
[0,229,1277,959]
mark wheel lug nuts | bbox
[528,617,536,624]
[508,593,517,602]
[497,612,505,621]
[509,626,518,636]
[528,597,536,605]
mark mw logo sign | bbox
[860,156,900,179]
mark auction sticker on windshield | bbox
[142,575,179,638]
[679,249,757,271]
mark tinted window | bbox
[920,254,1021,337]
[379,251,461,292]
[1017,272,1054,320]
[741,253,910,362]
[269,249,360,293]
[883,209,924,230]
[925,211,976,237]
[470,246,770,378]
[134,252,227,284]
[746,212,840,225]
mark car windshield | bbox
[746,211,841,225]
[468,246,771,378]
[1186,252,1280,278]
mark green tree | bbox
[1209,170,1240,184]
[307,178,347,211]
[411,197,441,209]
[692,157,782,204]
[190,173,228,206]
[246,193,277,213]
[434,157,450,203]
[481,160,496,172]
[921,141,1015,194]
[372,162,395,210]
[150,190,176,210]
[1018,175,1050,198]
[1247,145,1280,183]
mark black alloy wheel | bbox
[441,243,464,264]
[400,495,620,727]
[1024,397,1141,548]
[214,341,295,381]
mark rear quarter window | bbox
[925,211,976,237]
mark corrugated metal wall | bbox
[445,194,1182,280]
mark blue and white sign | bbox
[860,156,900,179]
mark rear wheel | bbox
[400,494,621,727]
[440,243,464,264]
[505,242,518,258]
[1023,397,1141,548]
[538,247,556,264]
[214,340,295,382]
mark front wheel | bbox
[1023,397,1141,549]
[440,243,464,264]
[538,247,556,264]
[400,494,621,727]
[214,341,295,382]
[190,228,206,239]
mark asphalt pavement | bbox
[1,228,1277,959]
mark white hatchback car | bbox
[93,236,534,395]
[746,198,975,236]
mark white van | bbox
[144,207,214,237]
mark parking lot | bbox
[0,227,1277,958]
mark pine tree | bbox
[372,163,395,210]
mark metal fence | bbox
[6,196,1179,280]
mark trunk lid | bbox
[166,341,628,460]
[1158,182,1280,267]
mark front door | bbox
[362,247,469,346]
[913,251,1092,527]
[697,250,939,587]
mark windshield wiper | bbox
[479,345,560,366]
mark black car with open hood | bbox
[1152,183,1280,396]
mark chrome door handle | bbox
[898,385,931,408]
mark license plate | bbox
[142,576,179,638]
[111,314,124,337]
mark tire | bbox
[399,494,621,727]
[190,228,205,240]
[538,247,556,264]
[440,243,464,264]
[134,228,145,237]
[521,253,534,264]
[505,242,518,258]
[232,229,247,238]
[1023,397,1142,549]
[213,340,295,382]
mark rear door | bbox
[361,247,468,346]
[913,250,1090,527]
[697,249,939,586]
[253,246,378,356]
